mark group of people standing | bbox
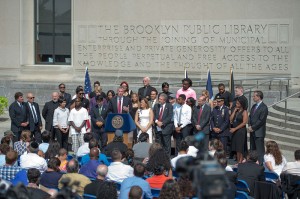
[8,77,268,166]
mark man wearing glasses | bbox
[26,93,42,143]
[58,83,72,108]
[42,92,59,140]
[70,87,90,111]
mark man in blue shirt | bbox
[119,163,152,199]
[79,148,101,179]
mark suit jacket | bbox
[91,104,108,133]
[210,105,230,137]
[153,103,173,135]
[237,161,265,196]
[108,96,132,114]
[192,104,211,134]
[25,102,42,131]
[138,85,156,100]
[9,101,28,132]
[42,100,59,131]
[249,102,268,138]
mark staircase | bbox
[266,97,300,161]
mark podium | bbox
[105,113,136,147]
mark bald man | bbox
[42,92,59,140]
[26,92,42,143]
[79,147,101,179]
[84,164,108,195]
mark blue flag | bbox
[230,68,235,99]
[206,69,214,100]
[84,67,92,97]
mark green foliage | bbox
[0,96,8,115]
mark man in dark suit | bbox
[42,92,59,140]
[192,95,211,151]
[248,90,268,165]
[108,87,132,114]
[153,93,173,156]
[237,150,265,196]
[25,92,42,143]
[91,95,108,150]
[58,83,72,108]
[210,96,230,153]
[9,92,29,142]
[138,77,156,101]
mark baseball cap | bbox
[115,129,123,137]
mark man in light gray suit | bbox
[248,90,268,165]
[192,95,211,151]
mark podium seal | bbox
[111,115,124,129]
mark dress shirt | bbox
[176,88,197,100]
[107,162,134,183]
[174,103,191,128]
[171,154,191,168]
[264,154,287,176]
[76,142,90,157]
[53,107,69,128]
[119,176,152,199]
[68,107,89,135]
[0,155,5,166]
[38,143,49,154]
[0,165,23,181]
[282,161,300,176]
[20,153,47,173]
[79,160,100,179]
[81,153,110,166]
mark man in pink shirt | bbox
[176,78,197,101]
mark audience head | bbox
[147,148,171,173]
[247,150,259,162]
[177,175,195,198]
[150,90,158,100]
[159,179,181,199]
[14,92,24,102]
[201,90,210,101]
[198,96,207,107]
[133,163,146,177]
[186,97,196,108]
[89,147,99,160]
[235,85,244,97]
[58,148,67,159]
[45,140,60,159]
[138,133,149,143]
[143,77,150,87]
[52,92,59,102]
[209,139,223,151]
[20,130,31,142]
[66,159,79,173]
[88,138,99,150]
[128,186,143,199]
[158,93,168,105]
[178,94,187,105]
[47,157,61,172]
[236,96,247,110]
[28,141,39,153]
[295,149,300,161]
[179,141,189,153]
[27,168,41,184]
[148,143,162,158]
[162,82,170,93]
[218,157,228,169]
[140,98,149,109]
[218,83,226,94]
[5,150,18,165]
[0,144,10,155]
[97,182,118,199]
[131,93,139,103]
[41,130,51,143]
[58,83,66,92]
[213,149,226,160]
[153,164,165,175]
[125,149,134,166]
[181,78,192,90]
[4,130,14,139]
[96,164,108,179]
[83,133,93,143]
[106,90,115,101]
[253,90,264,102]
[120,81,129,92]
[266,140,283,165]
[58,98,67,108]
[111,148,122,162]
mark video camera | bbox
[176,132,230,199]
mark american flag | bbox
[84,67,92,99]
[84,67,92,132]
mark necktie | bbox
[253,104,258,115]
[178,106,183,124]
[197,106,203,124]
[158,105,164,121]
[31,104,38,123]
[118,98,121,113]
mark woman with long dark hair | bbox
[264,140,287,175]
[106,90,115,102]
[230,97,248,163]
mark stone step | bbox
[273,104,300,117]
[266,124,300,137]
[267,116,300,130]
[265,131,300,145]
[268,107,300,123]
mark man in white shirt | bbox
[20,142,47,173]
[68,98,89,153]
[282,149,300,176]
[174,94,192,155]
[171,140,191,169]
[76,133,93,157]
[107,149,134,183]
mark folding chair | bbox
[151,188,161,198]
[83,193,97,199]
[235,190,249,199]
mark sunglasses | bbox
[79,93,84,95]
[29,97,35,99]
[60,87,65,88]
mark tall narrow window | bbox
[35,0,71,64]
